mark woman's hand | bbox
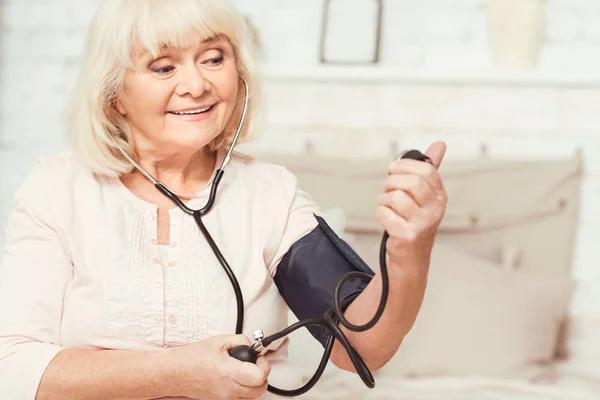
[376,142,448,273]
[169,334,271,400]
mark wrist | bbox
[160,348,188,397]
[387,256,430,281]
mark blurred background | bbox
[1,0,600,398]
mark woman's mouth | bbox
[168,105,213,115]
[167,105,215,121]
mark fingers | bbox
[378,190,419,220]
[424,141,447,168]
[235,381,269,399]
[388,158,445,195]
[221,334,269,391]
[237,357,271,398]
[230,356,270,388]
[376,205,409,240]
[383,174,437,208]
[217,380,267,400]
[221,334,252,350]
[255,356,272,378]
[234,357,271,398]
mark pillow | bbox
[376,245,574,379]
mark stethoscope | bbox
[114,78,431,397]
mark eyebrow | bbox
[202,35,218,44]
[142,34,229,64]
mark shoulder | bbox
[14,150,93,211]
[30,150,86,183]
[230,151,293,178]
[229,151,299,194]
[16,150,75,189]
[228,151,322,215]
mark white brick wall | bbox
[1,0,600,360]
[233,0,600,72]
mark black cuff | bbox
[273,214,375,346]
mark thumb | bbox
[424,141,447,169]
[221,334,251,350]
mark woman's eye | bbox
[206,56,224,66]
[151,66,175,75]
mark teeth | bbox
[171,106,211,115]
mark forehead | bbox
[107,0,243,68]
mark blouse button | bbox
[151,239,158,245]
[153,258,161,264]
[168,315,178,325]
[170,241,177,248]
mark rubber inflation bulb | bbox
[228,345,258,364]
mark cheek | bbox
[214,67,240,103]
[122,79,171,117]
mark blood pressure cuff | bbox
[273,214,376,347]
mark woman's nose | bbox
[175,64,209,98]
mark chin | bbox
[169,133,219,153]
[163,118,227,150]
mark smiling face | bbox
[115,35,240,157]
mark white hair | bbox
[67,0,263,177]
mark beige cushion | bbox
[376,245,574,379]
[434,157,583,278]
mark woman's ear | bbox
[115,97,126,115]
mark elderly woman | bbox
[0,1,447,399]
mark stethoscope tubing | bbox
[113,77,431,396]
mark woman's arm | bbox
[329,257,428,372]
[0,164,174,400]
[329,142,448,372]
[1,163,271,400]
[36,349,177,400]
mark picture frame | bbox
[320,0,383,65]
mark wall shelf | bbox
[262,64,600,88]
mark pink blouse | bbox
[0,150,323,399]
